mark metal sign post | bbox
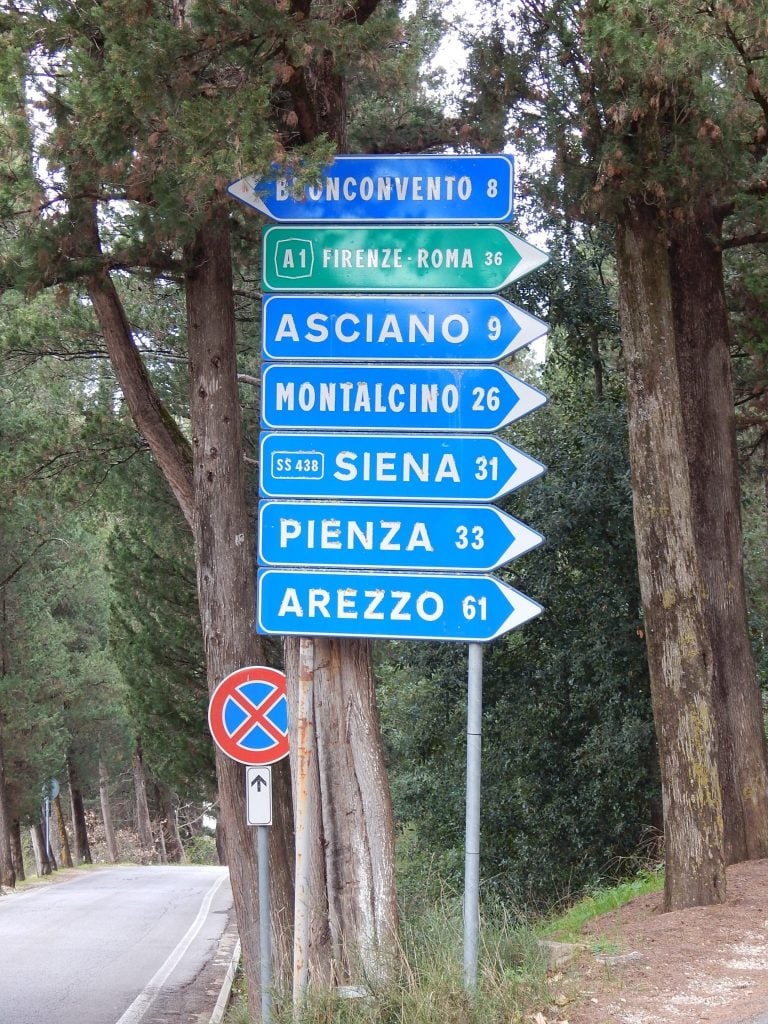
[208,667,290,1024]
[247,766,274,1024]
[257,825,272,1023]
[464,643,484,989]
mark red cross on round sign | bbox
[208,666,289,765]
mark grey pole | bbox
[293,637,315,1016]
[464,641,484,990]
[44,796,51,861]
[258,824,272,1024]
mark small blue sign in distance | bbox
[256,567,543,642]
[228,153,514,223]
[259,432,546,502]
[258,500,544,572]
[260,363,547,432]
[261,294,548,363]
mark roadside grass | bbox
[226,894,551,1023]
[223,866,664,1022]
[539,865,664,947]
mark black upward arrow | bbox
[250,773,268,792]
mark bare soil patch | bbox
[552,859,768,1024]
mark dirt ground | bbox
[545,859,768,1024]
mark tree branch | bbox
[72,199,195,526]
[720,230,768,250]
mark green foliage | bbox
[183,833,218,865]
[0,345,134,819]
[105,447,214,799]
[461,0,768,222]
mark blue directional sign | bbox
[261,294,548,363]
[228,154,514,223]
[258,500,543,572]
[256,567,543,642]
[259,432,546,502]
[260,363,547,432]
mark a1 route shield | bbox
[258,500,544,572]
[208,666,289,765]
[259,432,546,502]
[257,568,543,643]
[260,363,547,432]
[228,153,515,223]
[261,225,548,293]
[261,294,548,363]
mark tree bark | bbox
[87,261,194,526]
[53,794,73,869]
[283,637,398,984]
[10,820,24,882]
[185,204,294,1004]
[616,200,726,909]
[29,823,53,876]
[66,757,92,865]
[668,203,768,864]
[0,727,15,889]
[98,759,119,864]
[132,741,155,859]
[284,638,333,990]
[314,638,397,982]
[279,17,399,986]
[156,817,169,864]
[0,595,14,889]
[157,783,185,863]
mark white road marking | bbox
[114,872,229,1024]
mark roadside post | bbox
[208,665,290,1024]
[42,778,59,865]
[229,152,549,1002]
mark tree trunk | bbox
[185,204,295,1005]
[157,783,185,863]
[279,34,399,988]
[285,638,333,990]
[98,759,119,864]
[66,757,92,865]
[0,595,14,889]
[29,823,53,877]
[87,263,195,525]
[10,820,24,882]
[313,639,397,982]
[156,817,169,864]
[616,200,726,910]
[283,636,398,985]
[132,741,154,859]
[53,794,73,869]
[0,727,15,889]
[668,203,768,864]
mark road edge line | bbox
[209,936,241,1024]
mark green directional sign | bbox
[261,225,548,294]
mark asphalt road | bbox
[0,865,235,1024]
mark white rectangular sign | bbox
[246,766,272,826]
